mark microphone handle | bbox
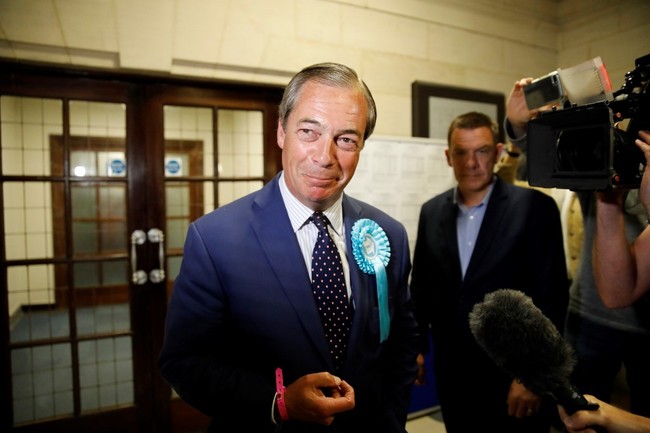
[554,384,608,433]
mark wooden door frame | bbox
[0,59,284,433]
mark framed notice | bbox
[412,81,505,143]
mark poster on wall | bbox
[411,81,505,143]
[345,135,453,258]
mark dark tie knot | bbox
[310,212,330,233]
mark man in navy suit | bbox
[159,63,419,432]
[410,112,569,433]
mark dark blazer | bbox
[410,177,569,432]
[159,173,419,433]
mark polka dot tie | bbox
[310,212,352,370]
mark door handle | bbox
[147,228,166,284]
[131,229,148,285]
[130,228,166,285]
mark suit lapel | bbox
[341,197,370,357]
[464,178,508,280]
[441,192,463,284]
[250,177,331,365]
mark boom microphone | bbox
[468,289,604,425]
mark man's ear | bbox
[277,120,285,150]
[495,142,505,159]
[445,148,452,167]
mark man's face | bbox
[445,126,503,202]
[277,81,367,211]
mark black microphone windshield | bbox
[469,289,600,417]
[468,288,574,395]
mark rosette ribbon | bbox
[351,219,391,342]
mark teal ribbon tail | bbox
[351,218,391,344]
[373,259,390,342]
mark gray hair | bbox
[278,62,377,140]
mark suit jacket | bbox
[410,177,569,431]
[159,173,419,433]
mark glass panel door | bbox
[2,96,135,426]
[163,107,265,285]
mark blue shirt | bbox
[455,180,494,279]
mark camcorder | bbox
[526,54,650,190]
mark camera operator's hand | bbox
[506,77,560,140]
[637,130,650,217]
[506,78,534,138]
[559,394,650,433]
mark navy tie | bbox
[310,212,352,370]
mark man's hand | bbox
[507,379,542,418]
[506,78,534,137]
[415,353,426,385]
[506,77,560,139]
[559,393,650,433]
[283,372,355,425]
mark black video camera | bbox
[527,53,650,190]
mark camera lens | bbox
[555,126,608,172]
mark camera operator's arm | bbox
[593,190,635,307]
[506,78,534,143]
[594,131,650,308]
[640,131,650,217]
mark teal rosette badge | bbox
[351,218,391,342]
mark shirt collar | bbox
[278,171,344,235]
[453,175,496,210]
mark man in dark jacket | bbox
[411,111,569,433]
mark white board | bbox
[345,135,455,258]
